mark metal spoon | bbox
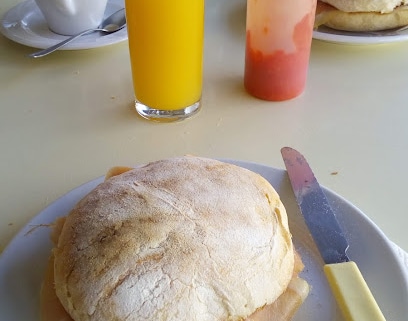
[28,8,127,58]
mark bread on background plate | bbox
[315,0,408,31]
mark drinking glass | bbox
[244,0,317,101]
[125,0,205,122]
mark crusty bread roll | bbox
[315,1,408,31]
[322,0,408,13]
[47,156,304,321]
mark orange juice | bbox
[125,0,204,114]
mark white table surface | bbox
[1,0,407,256]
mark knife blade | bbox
[280,147,386,321]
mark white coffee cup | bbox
[35,0,109,35]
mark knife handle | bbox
[324,261,386,321]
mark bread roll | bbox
[315,1,408,31]
[52,156,295,321]
[321,0,408,13]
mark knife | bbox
[280,147,386,321]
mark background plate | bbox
[313,25,408,45]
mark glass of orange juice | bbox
[244,0,316,101]
[125,0,204,122]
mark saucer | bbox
[0,0,127,50]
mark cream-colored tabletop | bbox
[1,0,408,259]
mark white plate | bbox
[313,25,408,45]
[0,0,127,50]
[0,160,407,320]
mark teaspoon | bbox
[28,8,127,58]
